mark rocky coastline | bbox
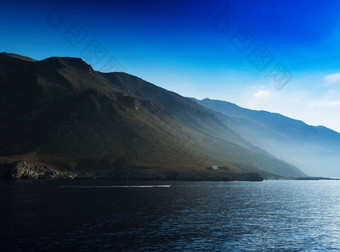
[0,160,263,181]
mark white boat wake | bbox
[59,185,171,188]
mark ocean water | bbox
[0,180,339,251]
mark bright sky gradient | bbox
[2,0,340,131]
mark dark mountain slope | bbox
[100,72,304,177]
[0,53,304,179]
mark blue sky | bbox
[2,0,340,131]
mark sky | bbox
[2,0,340,131]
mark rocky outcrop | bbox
[0,160,263,181]
[0,161,77,179]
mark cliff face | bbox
[0,53,304,180]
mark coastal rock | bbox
[0,160,264,181]
[0,161,78,179]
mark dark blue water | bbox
[1,180,339,251]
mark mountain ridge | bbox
[0,53,306,179]
[197,98,340,177]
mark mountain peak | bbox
[0,53,95,73]
[40,56,94,72]
[0,52,37,62]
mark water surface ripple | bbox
[0,180,339,251]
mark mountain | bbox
[197,98,340,178]
[0,53,304,179]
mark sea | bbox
[1,180,339,251]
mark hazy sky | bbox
[2,0,340,131]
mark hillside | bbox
[0,53,305,179]
[197,98,340,177]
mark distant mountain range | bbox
[196,99,340,178]
[0,53,337,179]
